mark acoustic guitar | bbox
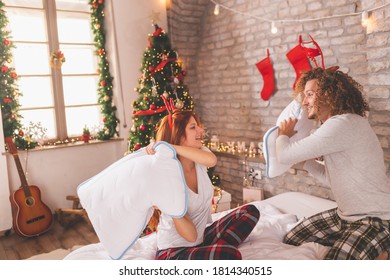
[5,137,53,237]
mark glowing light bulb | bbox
[214,4,220,16]
[271,21,278,34]
[361,10,369,27]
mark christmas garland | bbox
[1,0,118,150]
[90,0,119,140]
[0,1,36,150]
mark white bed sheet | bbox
[64,192,337,260]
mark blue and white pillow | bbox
[77,141,187,259]
[263,100,314,178]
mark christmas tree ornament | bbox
[286,35,324,90]
[175,99,184,109]
[256,49,275,101]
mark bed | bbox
[63,191,337,260]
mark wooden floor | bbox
[0,215,99,260]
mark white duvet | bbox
[64,201,329,260]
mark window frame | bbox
[4,0,100,142]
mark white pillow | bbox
[263,100,314,178]
[77,141,187,259]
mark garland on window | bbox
[0,1,37,150]
[90,0,119,140]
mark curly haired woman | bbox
[277,67,390,260]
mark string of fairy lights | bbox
[210,0,390,34]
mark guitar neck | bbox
[12,154,31,197]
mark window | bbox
[3,0,101,141]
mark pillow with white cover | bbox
[263,99,314,178]
[77,141,187,259]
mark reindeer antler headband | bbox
[161,95,177,130]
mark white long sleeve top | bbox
[276,113,390,221]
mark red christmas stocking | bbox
[286,35,312,90]
[256,49,275,101]
[286,35,325,90]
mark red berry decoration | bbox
[150,104,156,110]
[100,81,106,87]
[140,124,146,131]
[3,39,10,46]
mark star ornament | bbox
[149,10,160,24]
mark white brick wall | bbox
[168,0,390,203]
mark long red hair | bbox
[155,110,202,145]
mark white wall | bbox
[106,0,168,152]
[1,0,167,231]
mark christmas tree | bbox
[0,1,36,149]
[127,24,194,152]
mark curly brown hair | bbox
[293,67,369,117]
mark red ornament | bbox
[98,0,103,3]
[134,144,141,150]
[103,117,106,123]
[143,96,148,101]
[1,66,8,72]
[148,66,154,72]
[140,124,146,131]
[11,72,17,79]
[100,81,106,87]
[19,130,24,136]
[182,71,187,76]
[149,104,156,110]
[98,49,105,55]
[3,39,10,46]
[177,74,183,81]
[4,98,12,103]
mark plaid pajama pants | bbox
[284,208,390,260]
[155,204,260,260]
